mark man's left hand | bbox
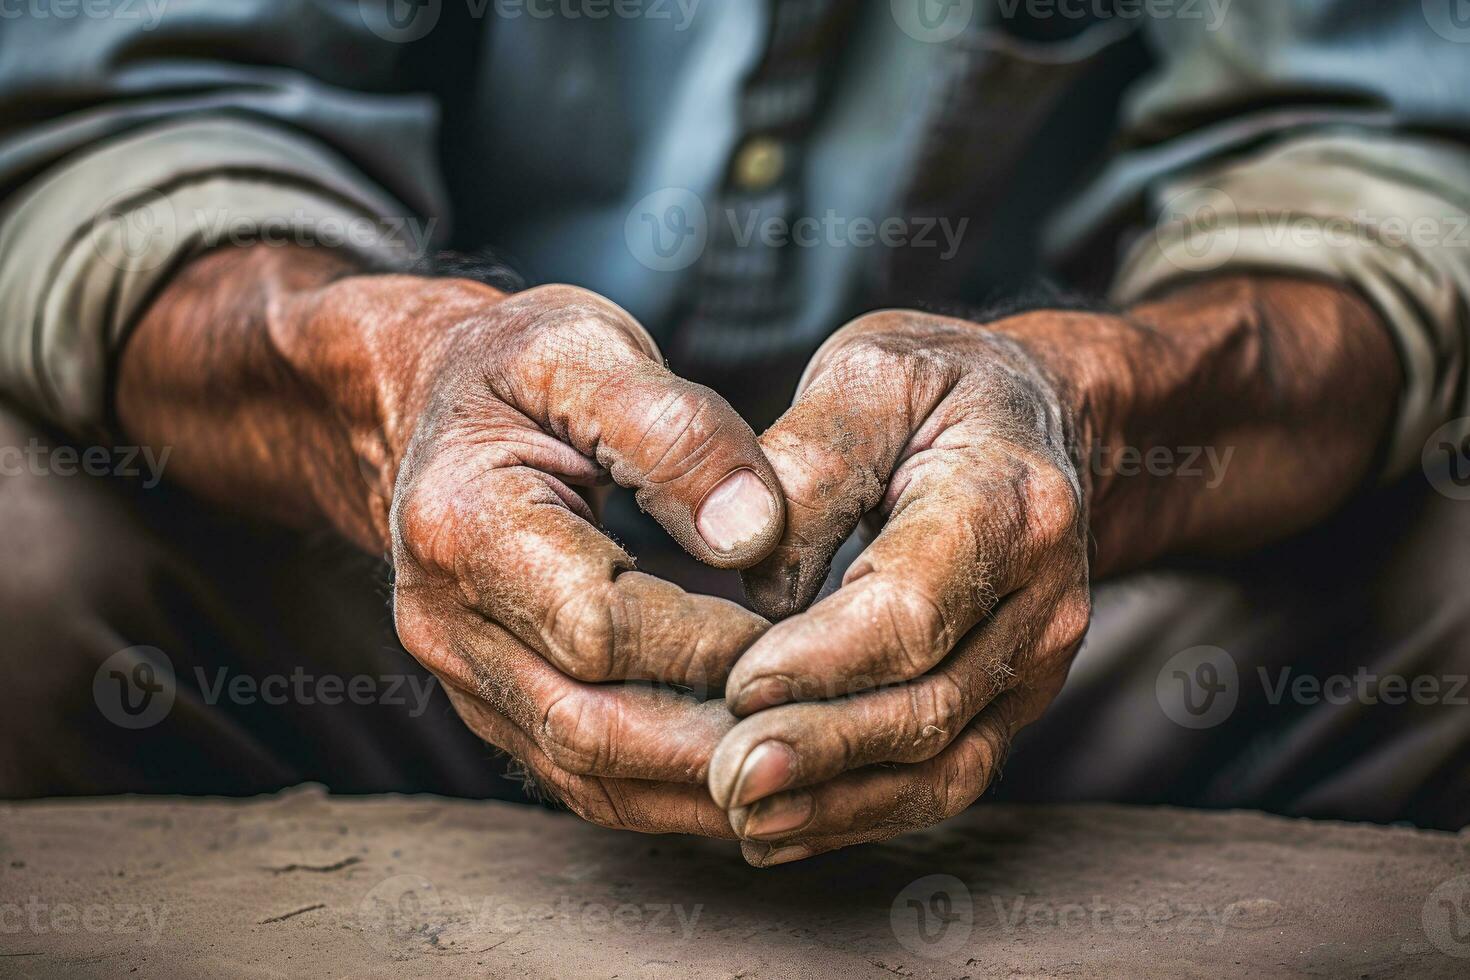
[707,309,1095,866]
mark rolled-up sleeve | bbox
[0,1,450,438]
[1113,131,1470,477]
[1048,0,1470,479]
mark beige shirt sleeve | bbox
[1111,129,1470,479]
[0,115,428,440]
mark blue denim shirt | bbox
[1,0,1468,472]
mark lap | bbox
[0,404,525,799]
[995,473,1470,828]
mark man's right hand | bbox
[117,244,784,837]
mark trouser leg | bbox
[996,475,1470,829]
[0,404,526,799]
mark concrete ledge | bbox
[1,786,1467,978]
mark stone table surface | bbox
[1,786,1467,978]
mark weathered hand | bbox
[707,309,1095,865]
[122,248,786,837]
[360,280,785,835]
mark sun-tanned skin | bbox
[118,243,1399,864]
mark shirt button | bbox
[732,136,785,190]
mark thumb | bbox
[507,284,785,568]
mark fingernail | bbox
[696,469,777,555]
[759,844,813,867]
[732,740,797,808]
[743,790,814,840]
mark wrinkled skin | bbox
[122,246,1398,863]
[707,277,1398,865]
[122,247,788,837]
[711,311,1093,865]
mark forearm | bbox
[115,244,499,553]
[115,246,370,543]
[996,275,1401,576]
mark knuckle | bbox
[937,745,986,820]
[511,285,647,368]
[904,674,967,759]
[1048,592,1094,652]
[391,475,463,573]
[822,315,959,388]
[390,597,439,659]
[634,384,731,484]
[545,583,620,682]
[1021,463,1083,552]
[825,337,919,389]
[881,587,949,677]
[834,309,927,343]
[557,778,628,830]
[540,691,611,776]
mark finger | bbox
[395,461,768,687]
[495,284,784,568]
[398,595,737,782]
[444,686,737,838]
[708,589,1084,809]
[741,330,960,618]
[729,692,1037,862]
[726,442,1080,715]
